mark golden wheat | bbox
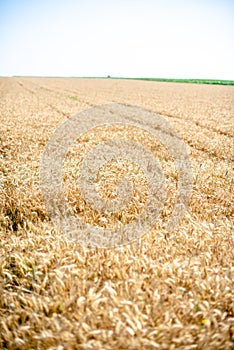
[0,77,233,350]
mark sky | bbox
[0,0,234,79]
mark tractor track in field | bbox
[13,77,234,164]
[162,111,233,138]
[17,77,234,139]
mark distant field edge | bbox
[2,76,234,85]
[75,76,234,85]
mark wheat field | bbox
[0,77,233,350]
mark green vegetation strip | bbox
[109,77,234,86]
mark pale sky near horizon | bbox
[0,0,233,79]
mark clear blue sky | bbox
[0,0,233,79]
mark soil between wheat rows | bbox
[0,77,234,350]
